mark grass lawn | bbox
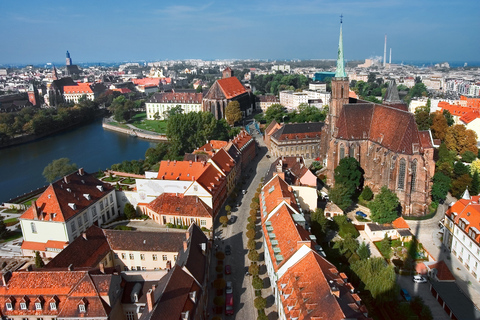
[4,218,18,226]
[131,112,146,121]
[132,119,168,133]
[103,176,121,182]
[3,209,20,214]
[107,121,130,129]
[0,231,22,243]
[22,198,38,207]
[122,178,136,184]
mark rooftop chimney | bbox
[82,232,87,240]
[68,264,74,271]
[78,168,84,176]
[64,176,69,184]
[183,240,188,252]
[146,289,154,312]
[32,201,39,220]
[99,262,105,274]
[2,271,12,286]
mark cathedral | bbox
[324,20,435,216]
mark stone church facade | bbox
[323,22,435,216]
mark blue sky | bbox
[1,0,478,65]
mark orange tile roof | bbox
[232,130,254,151]
[132,78,160,86]
[196,140,228,152]
[146,193,212,218]
[157,160,208,181]
[147,92,203,104]
[217,77,247,99]
[210,148,235,175]
[460,111,480,124]
[63,83,93,94]
[113,88,132,94]
[446,196,480,244]
[195,164,225,195]
[427,261,455,281]
[262,175,299,215]
[349,89,358,99]
[392,217,410,229]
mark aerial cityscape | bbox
[0,1,480,320]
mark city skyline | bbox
[1,0,479,65]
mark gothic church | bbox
[324,21,435,216]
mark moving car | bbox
[226,281,233,294]
[225,265,231,275]
[401,288,412,302]
[413,275,427,283]
[356,211,367,218]
[225,293,234,315]
[225,245,231,255]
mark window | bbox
[104,199,108,207]
[77,217,83,227]
[162,255,167,261]
[174,255,177,261]
[83,214,89,224]
[92,206,97,217]
[79,304,86,313]
[50,302,57,310]
[410,160,417,191]
[110,194,113,203]
[140,254,145,260]
[6,302,12,310]
[153,254,157,261]
[121,253,126,259]
[398,159,406,189]
[35,302,42,310]
[126,311,136,320]
[129,253,134,260]
[31,222,37,234]
[339,145,345,159]
[142,267,146,271]
[136,266,141,271]
[20,302,27,310]
[71,220,76,233]
[200,220,207,226]
[100,201,104,211]
[349,145,355,158]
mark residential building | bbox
[256,95,279,112]
[63,83,95,103]
[0,268,125,320]
[265,121,324,160]
[231,130,256,170]
[279,90,308,110]
[443,193,480,282]
[19,169,118,258]
[364,217,413,241]
[142,193,213,229]
[145,92,203,120]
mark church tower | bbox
[66,51,72,66]
[330,17,350,137]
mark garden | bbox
[374,236,427,273]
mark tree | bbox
[431,172,451,203]
[252,275,263,290]
[42,158,78,183]
[254,297,267,310]
[445,124,478,155]
[124,203,137,219]
[163,105,183,119]
[443,109,454,126]
[350,257,397,302]
[265,103,287,123]
[430,111,449,140]
[451,174,472,198]
[35,251,45,268]
[471,171,480,196]
[334,157,363,194]
[213,278,226,290]
[213,296,225,307]
[248,249,259,261]
[246,229,256,239]
[333,233,359,257]
[247,239,256,250]
[219,215,229,227]
[461,150,476,163]
[225,101,242,126]
[310,208,329,242]
[329,183,353,211]
[414,106,432,131]
[369,186,400,223]
[357,242,371,260]
[360,186,373,201]
[249,262,259,276]
[453,161,470,178]
[379,234,392,259]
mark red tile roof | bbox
[427,260,455,281]
[262,175,299,215]
[20,169,113,223]
[147,92,203,104]
[195,164,225,195]
[446,196,480,244]
[146,193,212,218]
[392,217,410,229]
[195,140,228,153]
[217,77,247,99]
[157,160,208,181]
[132,78,161,86]
[113,88,132,94]
[232,130,254,151]
[460,111,480,124]
[63,83,93,94]
[210,148,235,175]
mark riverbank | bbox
[102,120,168,141]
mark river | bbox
[0,119,157,203]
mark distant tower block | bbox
[383,34,387,67]
[27,83,39,107]
[66,51,72,66]
[389,48,392,64]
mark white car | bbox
[413,275,427,283]
[226,281,233,294]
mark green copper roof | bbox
[335,22,346,78]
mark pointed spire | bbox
[462,187,471,200]
[335,15,346,78]
[384,80,402,103]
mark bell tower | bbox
[330,16,349,138]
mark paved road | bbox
[207,130,275,319]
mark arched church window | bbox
[411,160,417,192]
[349,145,355,158]
[398,159,406,190]
[339,145,345,159]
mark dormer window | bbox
[50,302,57,310]
[79,304,86,313]
[189,291,196,302]
[6,302,12,310]
[20,302,27,310]
[35,302,42,310]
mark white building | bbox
[20,169,118,258]
[443,193,480,281]
[279,90,308,110]
[272,64,290,73]
[146,92,203,120]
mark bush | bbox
[461,150,476,163]
[124,203,137,219]
[254,296,267,310]
[216,251,225,260]
[213,295,225,306]
[257,309,268,320]
[249,262,260,276]
[225,205,231,212]
[246,229,256,239]
[252,275,263,289]
[247,239,256,250]
[248,250,259,261]
[213,278,226,290]
[250,202,260,211]
[219,215,229,227]
[114,225,133,230]
[360,186,373,201]
[215,265,223,273]
[247,221,256,230]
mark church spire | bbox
[335,15,346,78]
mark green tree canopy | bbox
[334,157,363,193]
[357,242,371,260]
[329,183,353,212]
[124,203,137,219]
[265,103,287,123]
[163,105,183,119]
[42,158,78,183]
[431,172,451,203]
[225,101,242,126]
[368,186,400,223]
[310,208,328,242]
[35,251,45,268]
[414,106,433,131]
[351,258,397,302]
[360,185,373,201]
[451,174,472,198]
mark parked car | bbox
[401,288,412,301]
[413,275,427,283]
[225,265,231,275]
[225,293,234,315]
[225,245,231,255]
[242,189,247,195]
[226,281,233,294]
[356,211,367,218]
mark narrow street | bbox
[207,129,276,319]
